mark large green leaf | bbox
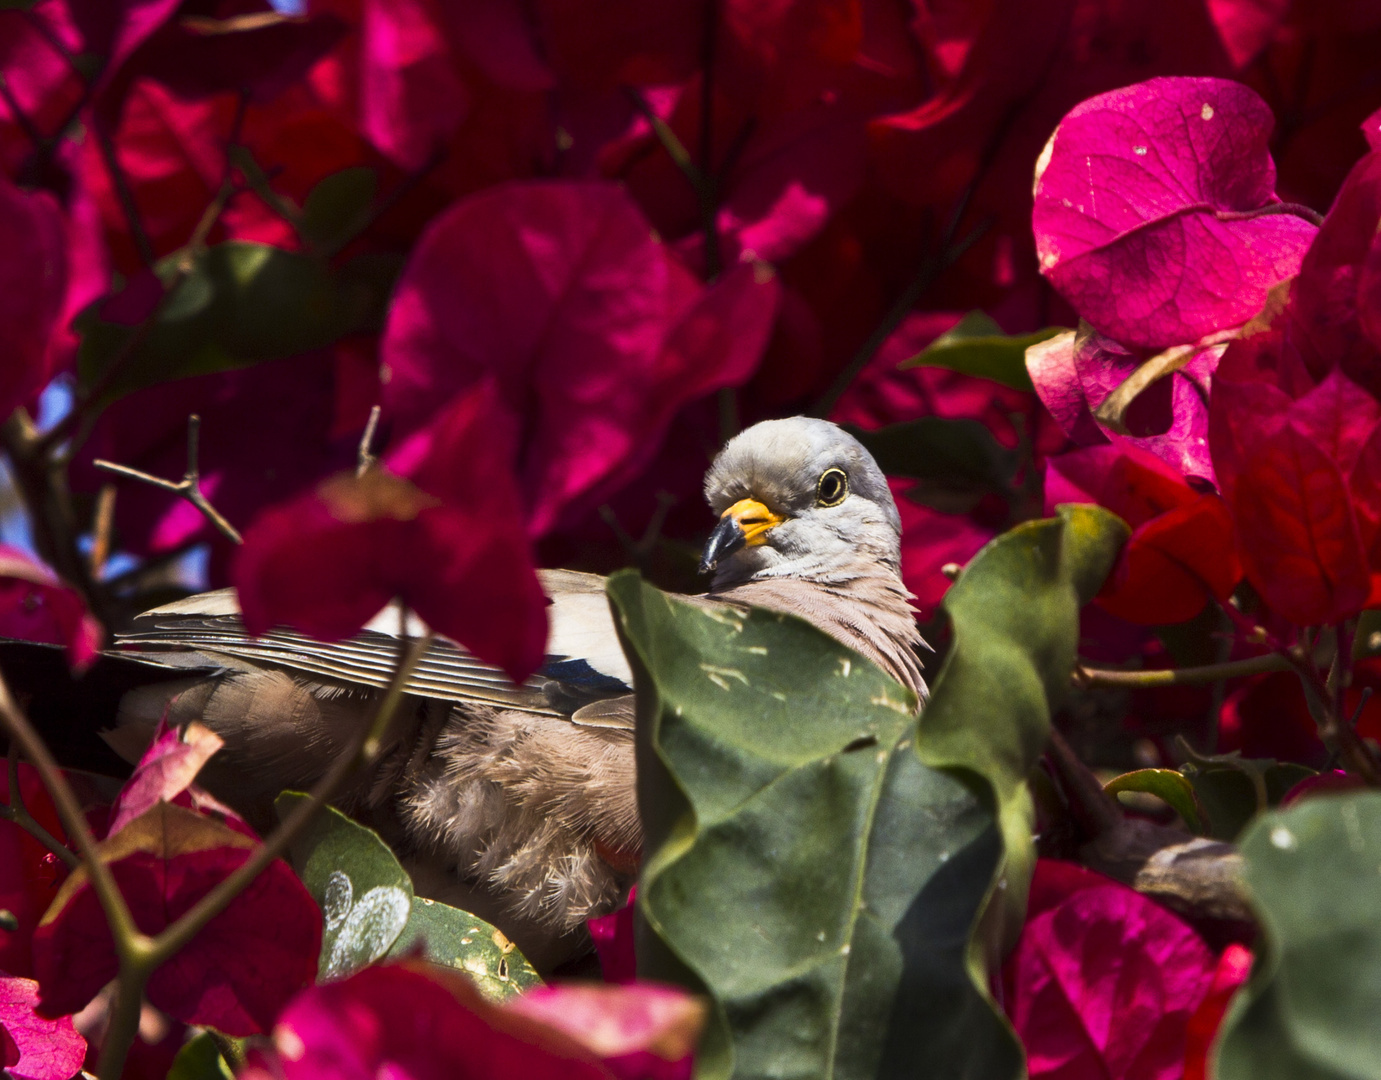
[274,793,537,996]
[1216,792,1381,1079]
[898,310,1068,390]
[76,241,381,405]
[607,503,1126,1080]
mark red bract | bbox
[1003,860,1217,1080]
[234,381,548,682]
[0,976,86,1080]
[380,180,779,535]
[1218,671,1327,763]
[0,764,67,980]
[1182,943,1252,1080]
[1026,327,1222,482]
[356,0,468,170]
[243,960,614,1080]
[1210,154,1381,623]
[508,983,704,1080]
[0,546,102,671]
[588,885,637,985]
[1046,445,1239,624]
[106,720,229,836]
[32,802,320,1036]
[0,175,67,420]
[1032,77,1315,350]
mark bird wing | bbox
[114,570,633,720]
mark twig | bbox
[1075,653,1290,689]
[1,743,79,870]
[356,405,382,478]
[1279,645,1381,785]
[88,484,117,579]
[94,415,243,545]
[92,117,154,267]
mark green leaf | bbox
[276,793,414,981]
[607,503,1127,1080]
[897,310,1068,390]
[914,503,1127,972]
[300,167,378,255]
[1179,755,1316,840]
[1216,792,1381,1079]
[1105,769,1205,833]
[167,1033,234,1080]
[274,793,538,991]
[389,895,541,1002]
[848,419,1018,515]
[76,242,375,406]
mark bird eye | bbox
[816,468,848,507]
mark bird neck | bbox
[708,564,929,706]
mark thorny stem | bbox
[1045,727,1123,838]
[1,743,79,870]
[93,116,154,267]
[94,415,244,545]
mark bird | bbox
[32,417,929,968]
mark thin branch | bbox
[88,483,117,579]
[94,415,243,545]
[1,743,79,869]
[92,117,154,268]
[356,405,382,478]
[1279,645,1381,785]
[1075,653,1290,689]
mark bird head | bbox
[699,418,902,587]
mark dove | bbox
[67,418,929,967]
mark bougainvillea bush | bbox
[4,0,1381,1077]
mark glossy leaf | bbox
[1105,769,1206,833]
[389,896,541,1002]
[76,241,368,406]
[299,167,377,255]
[1217,792,1381,1078]
[608,504,1126,1079]
[1181,759,1316,841]
[166,1032,234,1080]
[275,792,538,994]
[275,792,414,982]
[898,310,1063,390]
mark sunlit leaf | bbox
[898,310,1064,390]
[1216,792,1381,1078]
[1105,769,1206,834]
[275,793,538,995]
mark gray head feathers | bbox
[703,417,903,588]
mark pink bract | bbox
[379,179,778,536]
[1033,76,1315,350]
[0,976,85,1080]
[0,546,102,671]
[1003,860,1217,1080]
[234,381,548,682]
